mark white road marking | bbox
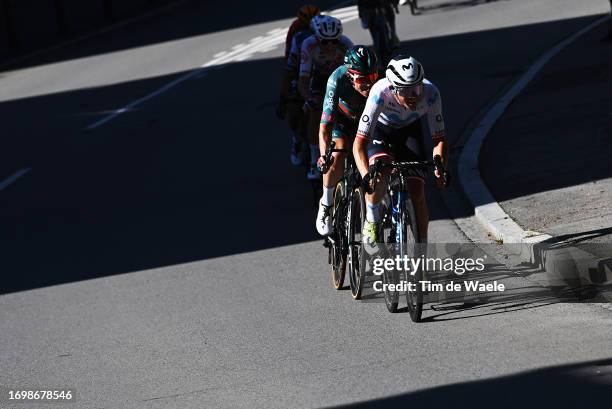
[85,69,203,130]
[83,6,359,131]
[0,168,31,191]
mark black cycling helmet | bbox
[344,45,378,75]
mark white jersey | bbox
[298,34,353,78]
[356,77,446,143]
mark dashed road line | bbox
[0,167,31,192]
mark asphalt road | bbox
[1,0,611,408]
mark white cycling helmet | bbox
[312,15,343,40]
[386,56,424,88]
[310,14,324,32]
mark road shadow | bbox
[331,357,612,409]
[0,0,342,72]
[1,15,610,294]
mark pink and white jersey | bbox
[356,77,446,143]
[298,34,353,78]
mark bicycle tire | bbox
[380,193,400,312]
[402,197,423,322]
[331,181,347,290]
[348,186,366,299]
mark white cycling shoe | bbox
[362,220,380,255]
[316,200,333,236]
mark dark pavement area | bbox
[481,21,612,250]
[1,14,605,294]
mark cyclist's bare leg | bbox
[287,99,303,135]
[385,3,398,42]
[322,138,346,190]
[364,158,391,222]
[307,110,321,145]
[407,177,428,242]
[307,109,322,165]
[366,169,390,204]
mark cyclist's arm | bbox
[298,40,314,100]
[426,87,448,167]
[284,20,299,60]
[280,38,300,100]
[354,86,385,176]
[353,137,370,178]
[319,71,340,157]
[284,32,292,62]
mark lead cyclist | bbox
[352,56,449,252]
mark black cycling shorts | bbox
[331,114,358,141]
[366,119,427,180]
[310,72,329,96]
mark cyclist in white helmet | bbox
[353,55,449,252]
[298,15,354,180]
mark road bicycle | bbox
[363,154,448,321]
[321,141,367,299]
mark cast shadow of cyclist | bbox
[357,259,611,322]
[410,0,511,16]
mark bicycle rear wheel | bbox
[402,197,423,322]
[348,186,366,299]
[331,181,347,290]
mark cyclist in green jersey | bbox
[316,45,379,235]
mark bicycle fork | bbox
[391,190,405,247]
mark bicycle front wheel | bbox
[402,197,423,322]
[348,186,366,299]
[381,193,400,313]
[331,181,347,290]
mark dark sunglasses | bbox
[320,39,339,46]
[393,83,424,99]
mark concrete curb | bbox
[457,14,612,298]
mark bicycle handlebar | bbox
[362,155,450,193]
[319,140,349,173]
